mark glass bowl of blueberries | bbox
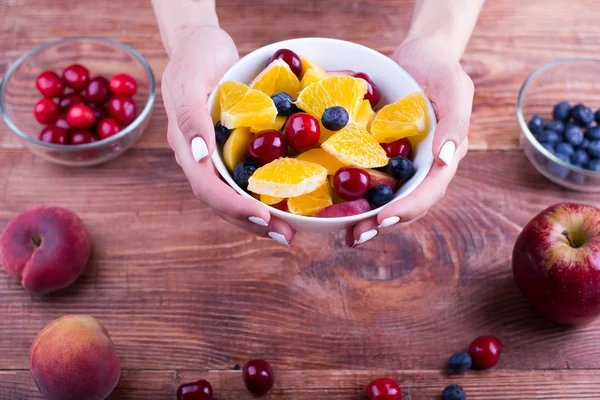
[517,59,600,191]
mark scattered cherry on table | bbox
[352,72,382,108]
[36,71,65,98]
[469,335,503,369]
[284,112,320,153]
[67,104,96,129]
[109,73,138,96]
[33,98,59,124]
[248,130,288,165]
[62,64,90,91]
[39,125,68,145]
[380,137,412,159]
[176,379,213,400]
[267,49,303,77]
[333,167,371,201]
[243,359,275,397]
[108,96,138,125]
[366,377,402,400]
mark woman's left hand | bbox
[346,37,474,248]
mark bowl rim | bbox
[209,37,436,226]
[516,58,600,177]
[0,36,156,151]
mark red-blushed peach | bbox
[315,199,371,218]
[30,315,120,400]
[0,206,91,294]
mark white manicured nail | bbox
[191,137,209,162]
[268,231,289,246]
[353,229,378,247]
[248,216,268,227]
[378,216,400,229]
[438,141,456,166]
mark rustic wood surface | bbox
[2,0,600,399]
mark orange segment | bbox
[300,56,328,90]
[223,127,252,172]
[300,69,327,90]
[260,194,284,205]
[356,99,375,130]
[288,183,332,216]
[248,158,328,198]
[250,59,301,99]
[321,123,388,168]
[370,92,428,143]
[220,81,277,129]
[296,148,345,175]
[249,115,287,134]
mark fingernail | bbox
[268,231,289,246]
[438,141,456,166]
[248,216,268,227]
[378,216,400,229]
[352,229,378,248]
[191,137,209,162]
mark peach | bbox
[0,206,91,294]
[366,169,399,190]
[315,199,371,218]
[30,315,120,400]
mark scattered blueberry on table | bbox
[442,384,467,400]
[528,102,600,172]
[448,352,472,373]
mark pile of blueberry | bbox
[528,102,600,172]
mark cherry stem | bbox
[31,236,42,248]
[562,230,577,248]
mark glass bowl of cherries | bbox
[0,36,155,166]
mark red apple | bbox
[512,203,600,325]
[366,169,399,190]
[0,206,91,294]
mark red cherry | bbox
[271,199,288,212]
[36,71,65,98]
[333,167,370,201]
[58,93,85,113]
[55,114,73,132]
[89,104,109,125]
[67,104,96,129]
[243,359,274,397]
[248,130,287,165]
[109,73,138,96]
[366,378,402,400]
[33,98,59,124]
[108,96,138,125]
[177,379,213,400]
[469,335,503,369]
[69,130,97,145]
[97,118,122,140]
[62,64,90,91]
[284,113,320,153]
[352,72,382,108]
[380,138,412,159]
[84,76,110,105]
[39,125,68,145]
[267,49,303,77]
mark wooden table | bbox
[2,1,600,399]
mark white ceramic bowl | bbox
[208,38,436,232]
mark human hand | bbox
[161,26,295,245]
[345,37,474,247]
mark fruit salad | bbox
[214,48,429,218]
[34,64,138,145]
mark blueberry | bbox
[571,149,590,166]
[541,142,555,153]
[215,121,233,146]
[564,124,584,146]
[367,185,394,209]
[548,154,570,179]
[555,142,574,157]
[537,130,561,144]
[586,126,600,140]
[321,106,349,131]
[545,120,565,134]
[388,156,415,181]
[527,115,544,134]
[553,101,571,121]
[447,352,472,373]
[442,384,466,400]
[233,161,259,191]
[571,104,594,127]
[271,92,296,116]
[587,159,600,172]
[596,109,600,125]
[579,138,590,150]
[588,140,600,158]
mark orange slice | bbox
[296,148,345,175]
[300,69,327,90]
[249,115,287,134]
[288,183,332,216]
[356,99,375,130]
[370,92,428,143]
[260,194,284,205]
[250,59,301,99]
[248,157,328,198]
[322,123,388,168]
[300,56,328,90]
[220,81,277,129]
[223,127,252,172]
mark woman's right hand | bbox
[161,26,295,245]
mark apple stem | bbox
[562,230,577,248]
[31,236,42,248]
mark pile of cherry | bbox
[34,64,138,145]
[178,335,502,400]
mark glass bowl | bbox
[0,37,155,167]
[517,59,600,192]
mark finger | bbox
[217,212,296,246]
[377,139,468,227]
[348,216,379,248]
